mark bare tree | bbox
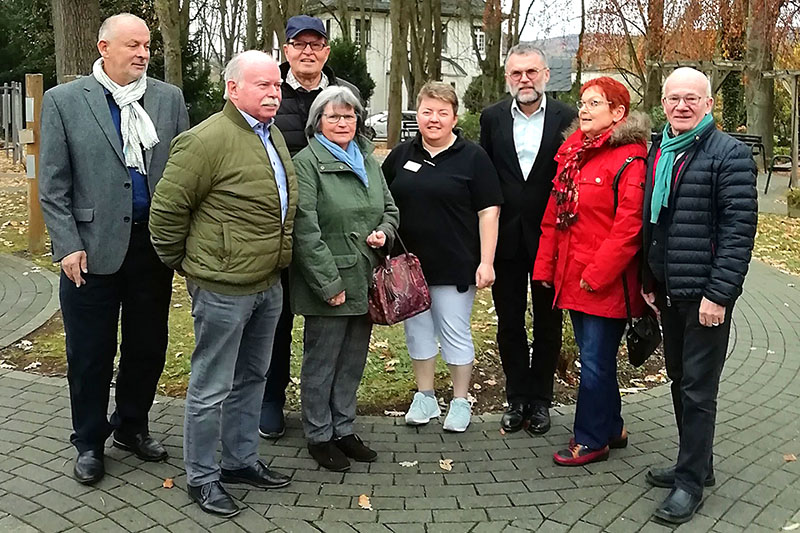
[744,0,785,158]
[642,0,664,109]
[246,0,258,48]
[467,0,503,108]
[220,0,244,64]
[51,0,100,83]
[408,0,443,96]
[388,0,409,147]
[155,0,183,87]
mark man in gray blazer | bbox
[39,13,189,485]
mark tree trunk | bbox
[358,0,367,59]
[744,0,783,159]
[388,0,408,147]
[338,0,352,41]
[431,0,442,79]
[51,0,100,83]
[179,0,190,47]
[482,0,502,107]
[719,0,746,131]
[246,0,258,49]
[642,0,664,110]
[155,0,183,87]
[570,0,585,98]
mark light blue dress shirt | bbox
[238,109,289,223]
[511,94,547,180]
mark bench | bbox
[400,120,419,140]
[764,155,794,194]
[729,133,767,171]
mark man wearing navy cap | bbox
[259,14,361,439]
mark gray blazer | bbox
[39,75,189,274]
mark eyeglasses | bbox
[323,113,357,124]
[287,40,326,52]
[506,67,546,81]
[664,94,704,107]
[576,99,612,110]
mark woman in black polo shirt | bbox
[382,82,502,432]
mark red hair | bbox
[580,77,630,118]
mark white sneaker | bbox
[443,398,472,432]
[405,392,441,425]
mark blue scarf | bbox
[650,113,715,223]
[314,133,369,188]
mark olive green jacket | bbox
[290,136,399,316]
[150,101,298,295]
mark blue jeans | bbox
[184,281,283,486]
[570,311,627,450]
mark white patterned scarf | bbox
[92,58,159,175]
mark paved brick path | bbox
[0,259,798,532]
[0,254,59,349]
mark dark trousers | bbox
[570,311,627,449]
[492,247,562,406]
[657,289,731,498]
[60,224,173,453]
[262,269,294,410]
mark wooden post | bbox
[791,74,798,189]
[25,74,45,255]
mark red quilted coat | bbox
[533,113,650,319]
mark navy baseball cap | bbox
[285,15,327,40]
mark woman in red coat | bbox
[533,77,649,466]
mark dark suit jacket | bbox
[480,97,577,261]
[39,76,189,274]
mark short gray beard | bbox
[514,87,543,106]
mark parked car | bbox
[366,111,417,140]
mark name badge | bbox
[403,160,422,172]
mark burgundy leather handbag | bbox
[368,236,431,325]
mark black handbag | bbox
[613,156,663,367]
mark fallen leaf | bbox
[784,454,797,462]
[439,458,453,471]
[384,358,398,372]
[484,378,497,386]
[162,478,174,489]
[173,303,182,308]
[23,361,41,371]
[472,383,481,390]
[290,377,300,385]
[384,410,405,417]
[499,427,506,435]
[398,460,418,467]
[783,523,800,531]
[358,494,372,510]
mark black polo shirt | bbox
[382,133,503,286]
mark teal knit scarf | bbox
[650,113,715,223]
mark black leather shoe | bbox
[308,441,350,472]
[113,431,168,462]
[258,402,286,439]
[526,404,551,435]
[74,450,104,485]
[501,403,530,432]
[220,459,291,489]
[653,487,704,524]
[334,434,377,462]
[646,465,716,488]
[188,481,240,517]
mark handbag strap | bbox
[612,156,646,327]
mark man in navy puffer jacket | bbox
[641,67,757,525]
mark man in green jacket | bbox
[149,51,296,518]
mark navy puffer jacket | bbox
[643,126,758,306]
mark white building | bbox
[308,0,486,113]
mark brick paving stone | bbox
[138,500,184,525]
[0,515,39,533]
[31,490,81,514]
[0,492,41,516]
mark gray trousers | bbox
[184,281,283,486]
[301,314,372,444]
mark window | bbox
[474,26,485,54]
[441,24,448,51]
[325,19,331,38]
[354,19,371,48]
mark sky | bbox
[517,0,583,40]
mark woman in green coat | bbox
[290,86,399,471]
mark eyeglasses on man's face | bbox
[506,67,546,81]
[576,99,612,110]
[663,94,704,107]
[323,113,357,124]
[287,40,326,52]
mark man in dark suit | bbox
[480,43,577,435]
[39,13,189,484]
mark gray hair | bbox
[223,50,278,99]
[305,86,365,137]
[505,42,548,68]
[662,67,713,98]
[98,13,148,42]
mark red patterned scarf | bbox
[552,126,616,230]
